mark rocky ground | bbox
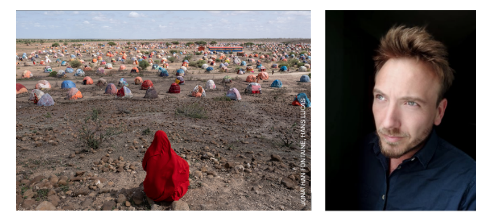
[16,43,311,211]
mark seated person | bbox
[142,130,190,201]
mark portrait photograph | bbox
[325,10,476,210]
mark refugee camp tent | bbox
[105,63,113,69]
[292,93,311,107]
[84,66,92,72]
[246,75,256,83]
[119,65,126,71]
[280,66,288,71]
[61,61,67,66]
[175,76,185,85]
[226,88,241,100]
[66,88,83,100]
[191,85,206,97]
[44,66,52,73]
[16,83,28,94]
[299,66,307,72]
[270,79,282,88]
[168,83,180,93]
[57,70,67,78]
[201,64,209,69]
[61,80,76,89]
[141,80,153,90]
[223,75,232,83]
[29,89,45,101]
[144,87,158,99]
[35,80,51,90]
[134,77,143,85]
[180,66,187,72]
[105,83,117,94]
[176,69,185,76]
[246,66,254,73]
[83,76,93,85]
[97,67,106,75]
[74,69,85,77]
[159,68,169,77]
[241,61,246,66]
[245,83,261,94]
[118,78,129,87]
[65,67,74,73]
[206,80,216,89]
[131,67,139,73]
[300,75,310,82]
[37,94,55,106]
[257,72,269,81]
[22,70,33,78]
[116,86,133,98]
[206,67,214,72]
[97,78,107,86]
[152,64,159,70]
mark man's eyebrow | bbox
[373,88,427,104]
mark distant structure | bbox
[208,46,243,53]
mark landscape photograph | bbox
[15,10,312,211]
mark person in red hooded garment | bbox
[142,130,190,202]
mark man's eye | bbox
[376,94,385,100]
[406,101,418,106]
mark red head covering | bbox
[142,130,189,201]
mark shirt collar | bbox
[370,128,439,169]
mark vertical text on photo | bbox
[299,97,307,206]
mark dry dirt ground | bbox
[15,43,311,211]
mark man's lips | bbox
[382,134,405,143]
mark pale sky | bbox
[16,10,311,39]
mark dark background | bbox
[325,10,476,210]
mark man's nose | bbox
[382,103,401,129]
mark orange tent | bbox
[83,76,93,85]
[134,77,143,85]
[119,65,126,71]
[22,70,32,78]
[92,58,97,63]
[257,72,269,81]
[67,88,83,100]
[131,67,139,73]
[16,83,28,94]
[35,80,51,90]
[246,75,256,83]
[141,80,153,90]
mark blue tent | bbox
[44,66,52,73]
[65,68,74,73]
[271,80,283,88]
[256,64,262,69]
[74,69,85,76]
[159,68,169,77]
[300,75,310,82]
[206,67,214,72]
[61,80,76,89]
[280,66,287,71]
[70,54,76,58]
[176,69,185,75]
[152,64,159,70]
[295,93,311,107]
[138,59,143,62]
[61,61,67,66]
[241,61,247,66]
[302,60,308,63]
[35,54,39,58]
[308,56,311,60]
[119,78,129,86]
[183,60,189,63]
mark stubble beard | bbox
[377,126,432,159]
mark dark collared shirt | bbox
[357,129,476,210]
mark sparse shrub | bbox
[78,108,123,150]
[308,73,311,78]
[52,43,60,47]
[278,62,289,69]
[48,71,58,77]
[142,128,153,136]
[139,60,150,70]
[215,59,221,62]
[183,55,192,61]
[169,50,179,54]
[175,103,207,119]
[108,42,116,46]
[297,62,305,67]
[63,42,68,46]
[124,59,133,64]
[196,60,206,68]
[189,61,197,67]
[154,60,160,64]
[168,57,176,63]
[213,96,231,101]
[70,60,82,68]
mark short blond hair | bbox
[373,25,454,106]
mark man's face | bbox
[372,57,445,159]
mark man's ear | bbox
[434,98,448,126]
